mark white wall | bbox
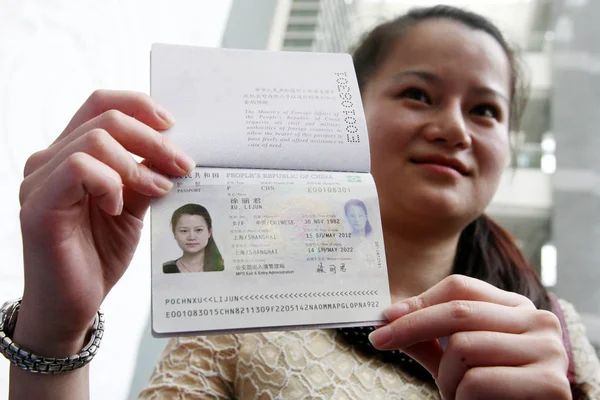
[0,1,231,398]
[523,52,552,91]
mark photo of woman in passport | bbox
[344,199,372,237]
[163,203,224,273]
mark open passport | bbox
[150,43,391,337]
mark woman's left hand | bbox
[369,275,571,400]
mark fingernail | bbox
[369,325,392,349]
[384,302,411,321]
[116,188,124,215]
[176,152,196,173]
[155,105,175,125]
[154,173,174,192]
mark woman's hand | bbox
[369,275,571,400]
[15,89,194,354]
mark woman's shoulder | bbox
[162,260,179,273]
[557,297,595,343]
[139,333,243,399]
[556,298,600,390]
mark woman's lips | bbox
[410,154,469,176]
[413,162,464,179]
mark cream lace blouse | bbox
[138,299,600,399]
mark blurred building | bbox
[277,0,355,52]
[551,0,600,348]
[222,0,356,52]
[221,0,599,348]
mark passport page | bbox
[151,44,370,172]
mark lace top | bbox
[138,299,600,399]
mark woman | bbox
[163,203,224,273]
[344,198,372,237]
[7,5,600,399]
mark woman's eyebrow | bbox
[391,70,441,84]
[392,70,509,105]
[470,86,509,106]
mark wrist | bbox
[2,298,104,374]
[15,294,97,356]
[12,311,89,358]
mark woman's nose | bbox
[422,102,472,149]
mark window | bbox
[283,39,313,47]
[290,10,319,17]
[288,24,317,31]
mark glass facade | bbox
[282,0,354,53]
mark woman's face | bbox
[173,214,211,254]
[346,204,368,233]
[363,20,511,226]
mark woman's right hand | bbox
[15,89,195,355]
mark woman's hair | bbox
[171,203,224,272]
[352,5,550,311]
[344,199,373,235]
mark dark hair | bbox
[344,199,373,235]
[171,203,224,272]
[352,5,550,311]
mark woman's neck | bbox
[383,221,460,303]
[179,251,205,271]
[353,228,366,236]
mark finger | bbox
[59,89,175,143]
[400,339,444,379]
[121,159,154,220]
[27,110,194,181]
[370,301,538,350]
[384,275,534,322]
[24,90,178,176]
[20,129,174,203]
[437,331,568,400]
[455,366,570,400]
[57,110,193,175]
[23,152,123,218]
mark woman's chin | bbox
[183,247,204,254]
[390,189,473,223]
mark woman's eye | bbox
[471,104,499,120]
[398,87,431,104]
